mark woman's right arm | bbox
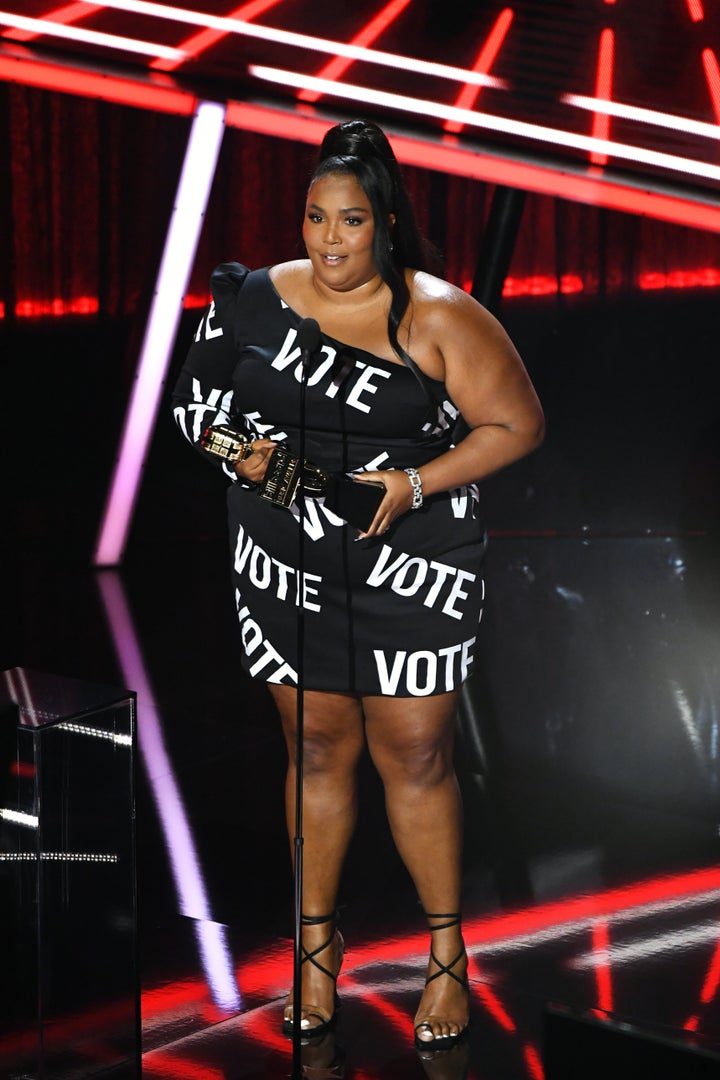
[171,266,275,484]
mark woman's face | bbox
[302,172,378,292]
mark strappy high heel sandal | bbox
[414,911,469,1052]
[282,912,344,1039]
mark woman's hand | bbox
[353,469,414,538]
[234,438,277,484]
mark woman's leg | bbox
[362,692,468,1043]
[270,684,365,1029]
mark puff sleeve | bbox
[171,262,250,479]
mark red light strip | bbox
[298,0,413,104]
[474,976,517,1032]
[342,976,410,1033]
[0,54,197,113]
[9,266,720,321]
[591,920,614,1013]
[524,1044,546,1080]
[1,2,103,41]
[687,0,705,20]
[444,7,514,134]
[0,11,185,61]
[142,1051,225,1079]
[700,935,720,1004]
[590,28,615,166]
[85,0,505,90]
[150,0,285,73]
[702,48,720,123]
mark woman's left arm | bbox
[358,283,545,535]
[418,285,545,496]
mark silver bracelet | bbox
[404,467,423,510]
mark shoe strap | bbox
[301,912,337,927]
[299,912,339,983]
[425,945,469,990]
[424,910,462,932]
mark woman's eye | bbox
[307,213,323,223]
[346,217,363,226]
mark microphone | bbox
[296,318,321,374]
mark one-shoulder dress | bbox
[172,263,486,697]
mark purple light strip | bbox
[94,100,226,566]
[96,569,241,1011]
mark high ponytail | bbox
[312,120,430,370]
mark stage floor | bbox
[5,529,720,1079]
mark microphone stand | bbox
[291,319,320,1079]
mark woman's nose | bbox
[323,221,340,244]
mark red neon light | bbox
[10,761,36,778]
[638,268,720,290]
[591,28,615,166]
[150,0,284,73]
[591,920,614,1013]
[143,1051,225,1080]
[1,3,103,41]
[8,267,720,321]
[501,273,584,298]
[686,0,705,20]
[700,936,720,1004]
[298,0,413,104]
[14,296,99,318]
[702,49,720,123]
[0,55,197,114]
[343,976,410,1033]
[6,266,720,323]
[524,1044,546,1080]
[474,976,516,1032]
[444,7,514,133]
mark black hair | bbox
[311,119,429,369]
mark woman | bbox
[172,119,544,1050]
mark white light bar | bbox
[0,851,119,862]
[94,99,226,566]
[56,721,133,746]
[87,0,505,88]
[571,919,720,968]
[564,93,720,140]
[0,10,185,61]
[0,808,39,828]
[249,66,720,185]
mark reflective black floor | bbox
[5,529,720,1079]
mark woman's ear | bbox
[388,213,396,228]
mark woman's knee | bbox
[272,687,364,775]
[363,694,457,787]
[372,730,455,788]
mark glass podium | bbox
[0,668,139,1079]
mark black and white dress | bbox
[172,263,486,697]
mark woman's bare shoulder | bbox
[408,270,494,334]
[269,259,311,288]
